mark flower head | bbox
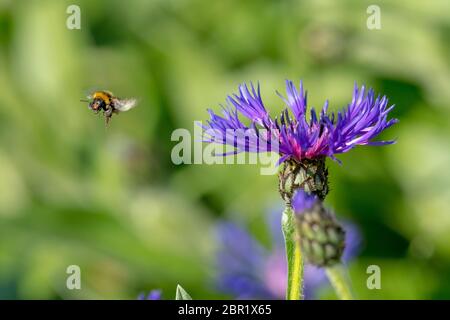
[203,80,398,164]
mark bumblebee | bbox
[83,90,137,125]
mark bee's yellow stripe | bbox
[93,91,111,104]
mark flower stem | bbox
[325,264,354,300]
[282,206,303,300]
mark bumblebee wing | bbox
[114,98,137,112]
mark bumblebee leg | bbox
[104,108,113,118]
[105,115,111,126]
[104,108,113,126]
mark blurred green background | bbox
[0,0,449,299]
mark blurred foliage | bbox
[0,0,449,299]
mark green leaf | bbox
[175,285,192,300]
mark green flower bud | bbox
[296,202,345,267]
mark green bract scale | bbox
[278,158,329,205]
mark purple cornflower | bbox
[138,290,162,300]
[215,212,361,299]
[203,80,397,163]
